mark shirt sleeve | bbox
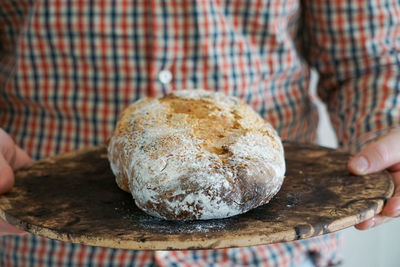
[299,0,400,153]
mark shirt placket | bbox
[146,0,173,97]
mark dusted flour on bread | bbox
[108,89,285,220]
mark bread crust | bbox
[108,90,285,220]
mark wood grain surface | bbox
[0,142,394,250]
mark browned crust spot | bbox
[158,96,265,161]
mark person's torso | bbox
[0,0,318,159]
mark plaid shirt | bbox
[1,0,399,266]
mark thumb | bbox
[0,129,31,194]
[0,153,15,195]
[348,130,400,175]
[10,145,31,170]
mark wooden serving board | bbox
[0,142,394,250]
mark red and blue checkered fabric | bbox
[0,234,343,267]
[1,0,399,266]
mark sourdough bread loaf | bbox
[107,89,285,220]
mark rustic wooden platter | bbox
[0,142,394,250]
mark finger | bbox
[0,153,14,194]
[355,215,392,230]
[382,197,400,217]
[381,172,400,217]
[0,128,14,158]
[0,218,27,236]
[388,162,400,172]
[11,145,31,170]
[0,129,31,170]
[348,130,400,175]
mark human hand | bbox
[0,128,31,235]
[348,129,400,230]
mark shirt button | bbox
[158,70,173,84]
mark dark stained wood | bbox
[0,142,394,250]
